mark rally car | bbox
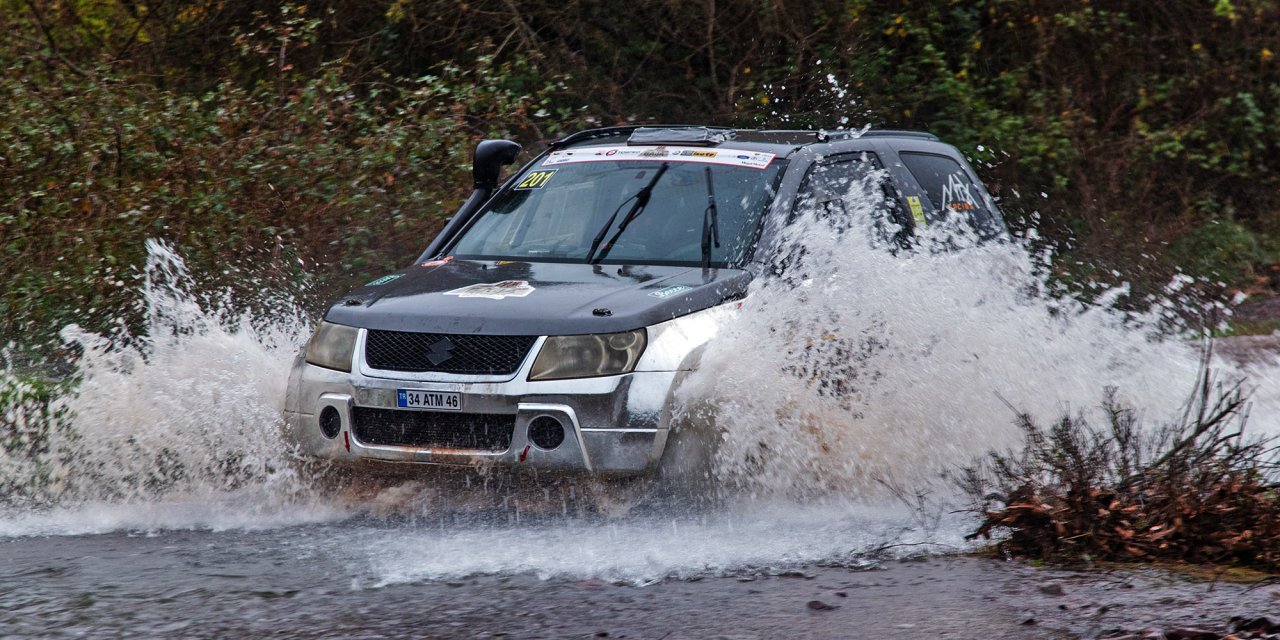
[283,125,1005,476]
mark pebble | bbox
[1231,617,1280,634]
[1163,628,1219,640]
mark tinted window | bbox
[899,151,1005,238]
[899,152,987,216]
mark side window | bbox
[790,153,910,246]
[791,155,878,222]
[898,151,991,218]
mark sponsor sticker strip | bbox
[541,145,776,170]
[941,172,979,212]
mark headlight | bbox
[528,329,647,381]
[305,321,359,372]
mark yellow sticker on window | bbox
[515,170,557,190]
[907,195,927,227]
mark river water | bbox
[3,204,1279,637]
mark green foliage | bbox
[835,2,1280,296]
[2,0,1279,349]
[0,3,581,346]
[1170,221,1264,284]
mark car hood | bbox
[323,259,752,335]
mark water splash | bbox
[0,240,329,530]
[677,174,1280,498]
[362,501,964,586]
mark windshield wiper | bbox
[701,165,721,268]
[586,163,670,264]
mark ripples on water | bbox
[2,185,1278,585]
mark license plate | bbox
[396,389,461,411]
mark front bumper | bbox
[283,333,680,476]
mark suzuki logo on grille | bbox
[425,337,455,365]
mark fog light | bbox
[319,406,342,439]
[527,416,565,450]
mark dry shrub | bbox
[961,350,1280,569]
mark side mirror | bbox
[473,139,522,190]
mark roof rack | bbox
[627,126,734,146]
[820,129,939,142]
[729,130,822,145]
[548,125,940,148]
[549,125,732,148]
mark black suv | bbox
[285,126,1005,476]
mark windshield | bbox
[448,147,787,267]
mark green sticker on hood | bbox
[649,285,693,299]
[365,273,404,286]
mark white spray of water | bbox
[678,173,1280,497]
[0,240,343,534]
[361,502,964,586]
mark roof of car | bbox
[549,125,940,156]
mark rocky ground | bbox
[992,560,1280,640]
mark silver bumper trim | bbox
[519,403,591,471]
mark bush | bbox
[961,356,1280,570]
[1170,220,1265,285]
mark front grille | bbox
[365,330,537,375]
[351,407,515,451]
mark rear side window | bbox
[899,152,986,216]
[899,151,1004,238]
